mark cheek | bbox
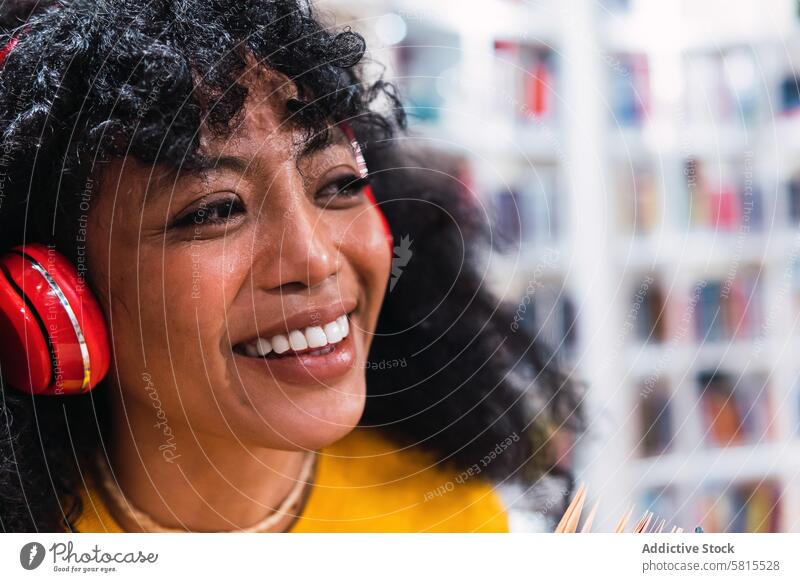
[340,204,392,305]
[97,236,250,375]
[140,245,250,344]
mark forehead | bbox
[94,67,354,203]
[199,67,301,160]
[197,66,349,165]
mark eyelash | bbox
[172,197,245,229]
[171,174,369,230]
[318,174,370,201]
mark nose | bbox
[253,188,339,293]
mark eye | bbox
[316,173,370,207]
[171,195,246,229]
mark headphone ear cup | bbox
[20,245,111,393]
[0,261,53,393]
[0,245,110,395]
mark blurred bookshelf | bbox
[318,0,800,532]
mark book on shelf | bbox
[609,53,650,126]
[524,58,551,119]
[640,481,781,533]
[693,271,762,343]
[696,370,774,448]
[683,158,764,232]
[632,277,667,343]
[707,187,741,231]
[615,164,660,234]
[786,171,800,225]
[520,165,560,243]
[494,189,524,248]
[493,39,556,122]
[636,379,673,456]
[780,72,800,115]
[695,480,781,533]
[493,165,560,247]
[695,281,724,342]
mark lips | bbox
[231,301,359,385]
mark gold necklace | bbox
[94,451,316,533]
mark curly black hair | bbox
[0,0,582,532]
[363,142,583,496]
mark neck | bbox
[103,391,310,532]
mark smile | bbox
[235,314,350,359]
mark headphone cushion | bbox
[0,260,53,393]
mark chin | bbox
[236,376,368,451]
[225,316,371,450]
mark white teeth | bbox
[272,334,290,354]
[239,314,351,357]
[255,338,272,356]
[288,329,308,351]
[305,326,327,348]
[337,315,349,337]
[323,321,343,343]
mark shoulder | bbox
[72,429,510,533]
[291,428,509,532]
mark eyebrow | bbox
[199,155,254,174]
[190,127,352,176]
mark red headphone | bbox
[0,39,107,395]
[0,244,110,395]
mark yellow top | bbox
[73,428,509,533]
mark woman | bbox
[0,0,581,532]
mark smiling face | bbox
[86,70,392,450]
